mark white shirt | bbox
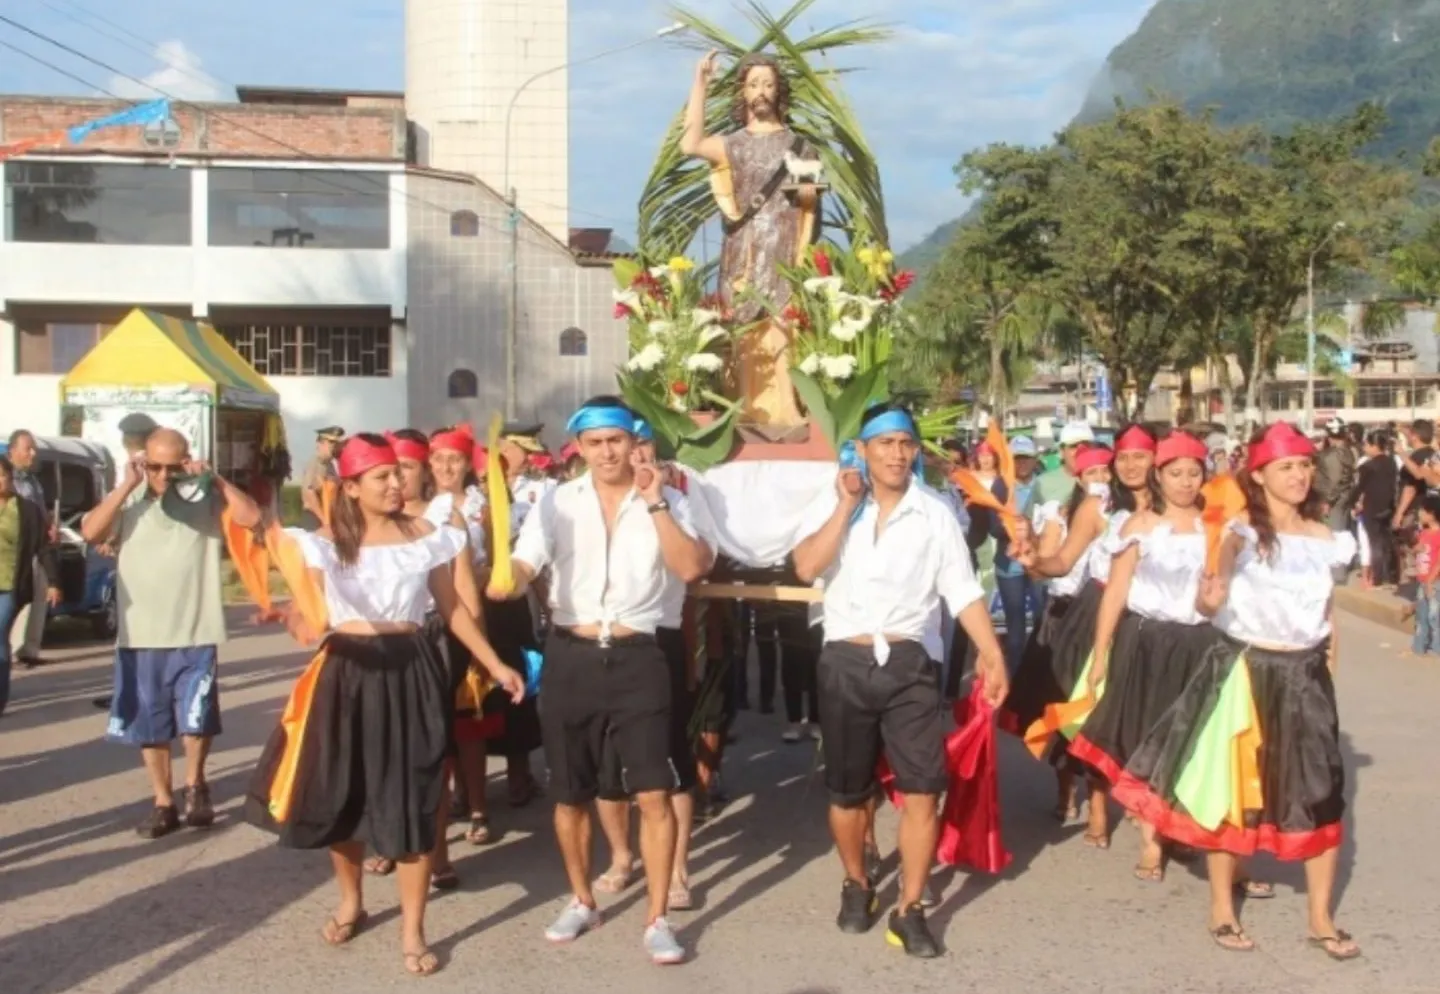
[291,526,466,627]
[426,487,488,565]
[1213,523,1356,649]
[1032,500,1091,598]
[512,475,705,635]
[510,473,556,530]
[796,481,984,663]
[1110,521,1207,625]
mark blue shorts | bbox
[107,646,222,745]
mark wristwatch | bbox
[647,498,671,515]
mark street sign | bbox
[1095,370,1113,413]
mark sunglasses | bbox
[145,462,187,476]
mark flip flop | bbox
[404,948,441,976]
[432,866,460,891]
[322,911,368,946]
[1308,929,1361,961]
[1209,923,1255,953]
[1234,879,1276,899]
[595,864,633,894]
[1133,862,1164,883]
[465,814,491,846]
[1082,831,1110,850]
[668,882,693,911]
[363,856,395,876]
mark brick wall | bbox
[0,96,405,160]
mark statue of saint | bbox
[681,51,821,426]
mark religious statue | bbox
[681,51,822,426]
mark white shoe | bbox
[644,916,686,965]
[781,723,803,743]
[807,722,822,741]
[545,897,601,943]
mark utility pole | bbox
[505,187,519,419]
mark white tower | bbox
[406,0,570,242]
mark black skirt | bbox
[1069,613,1224,785]
[1111,638,1344,861]
[1003,579,1106,736]
[479,596,543,756]
[244,631,451,859]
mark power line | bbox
[0,35,108,97]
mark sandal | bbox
[322,911,368,946]
[1133,861,1165,883]
[432,866,459,891]
[1052,802,1082,824]
[1308,929,1361,961]
[1081,831,1110,850]
[404,948,441,976]
[595,863,632,895]
[1209,923,1255,952]
[364,856,396,876]
[1234,878,1275,899]
[465,813,491,846]
[668,881,693,911]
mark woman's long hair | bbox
[1147,429,1208,514]
[331,433,414,567]
[1063,481,1088,526]
[1240,428,1324,562]
[393,427,435,502]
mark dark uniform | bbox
[299,426,343,531]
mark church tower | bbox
[406,0,570,241]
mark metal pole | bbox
[505,187,519,419]
[1305,253,1316,434]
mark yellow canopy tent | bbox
[59,308,285,480]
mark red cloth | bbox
[876,682,1012,874]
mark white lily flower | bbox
[829,317,867,342]
[798,353,821,375]
[803,276,845,297]
[685,353,724,373]
[819,354,858,380]
[691,307,721,327]
[612,288,642,316]
[649,264,672,280]
[626,342,665,372]
[698,325,729,347]
[647,319,674,337]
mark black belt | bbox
[552,627,655,647]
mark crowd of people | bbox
[0,402,1387,975]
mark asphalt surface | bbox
[1,610,1436,994]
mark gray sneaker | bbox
[544,898,601,943]
[644,916,686,965]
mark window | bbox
[15,320,114,374]
[1263,385,1302,411]
[1313,384,1346,408]
[5,161,191,244]
[218,322,391,376]
[447,368,478,398]
[208,168,390,248]
[559,326,588,357]
[1356,383,1403,409]
[450,210,479,237]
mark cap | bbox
[1059,422,1094,446]
[1324,416,1347,436]
[1205,431,1229,453]
[1010,436,1037,457]
[316,425,345,442]
[117,412,159,437]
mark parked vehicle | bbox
[1,436,118,640]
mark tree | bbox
[636,0,890,259]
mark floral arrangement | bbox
[612,256,732,413]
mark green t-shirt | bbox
[0,498,19,592]
[115,489,226,649]
[1035,466,1077,507]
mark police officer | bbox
[497,421,554,529]
[299,426,343,530]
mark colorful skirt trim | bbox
[1002,579,1107,759]
[1110,637,1344,861]
[244,631,451,859]
[1069,613,1222,784]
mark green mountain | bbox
[899,0,1440,273]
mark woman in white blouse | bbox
[245,434,522,976]
[1071,430,1215,877]
[1111,423,1358,960]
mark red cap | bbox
[1074,444,1114,474]
[337,437,398,479]
[384,431,429,463]
[430,424,474,457]
[1115,425,1156,453]
[1247,422,1316,472]
[1156,431,1208,467]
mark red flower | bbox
[782,303,810,329]
[671,381,690,397]
[812,246,833,276]
[613,302,631,319]
[880,270,917,301]
[631,270,665,300]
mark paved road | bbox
[1,611,1436,994]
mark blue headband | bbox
[565,405,636,437]
[858,409,919,442]
[634,418,654,442]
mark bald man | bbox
[82,430,260,839]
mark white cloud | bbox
[108,40,230,102]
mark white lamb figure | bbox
[784,151,824,185]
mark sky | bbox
[1,0,1159,250]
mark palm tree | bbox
[637,0,890,260]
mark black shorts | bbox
[597,627,698,801]
[817,640,947,807]
[540,630,679,805]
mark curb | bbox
[1334,585,1412,635]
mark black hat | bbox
[117,412,159,437]
[501,421,543,438]
[316,426,345,442]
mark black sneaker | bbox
[137,805,181,839]
[886,903,941,958]
[184,784,215,828]
[836,878,878,934]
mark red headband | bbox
[1115,425,1156,453]
[337,437,398,479]
[559,441,579,461]
[1074,444,1114,474]
[430,424,474,457]
[384,431,429,463]
[530,452,554,471]
[1156,432,1208,467]
[1247,422,1316,472]
[472,442,490,468]
[975,441,995,458]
